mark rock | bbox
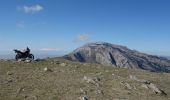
[148,83,167,95]
[80,88,84,93]
[129,75,137,80]
[129,75,150,84]
[97,72,102,76]
[130,75,167,95]
[96,89,103,94]
[25,59,31,63]
[28,95,38,100]
[60,63,66,66]
[94,77,101,81]
[7,71,13,75]
[43,67,52,72]
[141,84,149,89]
[80,96,88,100]
[50,60,60,64]
[83,76,99,86]
[112,73,115,76]
[17,59,23,62]
[120,81,132,90]
[83,76,95,84]
[80,88,87,95]
[133,85,137,90]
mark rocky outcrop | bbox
[129,75,167,95]
[64,42,170,72]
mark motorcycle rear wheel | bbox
[15,54,22,60]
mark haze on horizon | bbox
[0,0,170,59]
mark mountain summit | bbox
[64,42,170,72]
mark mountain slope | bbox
[64,42,170,72]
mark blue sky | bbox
[0,0,170,58]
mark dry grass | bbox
[0,59,170,100]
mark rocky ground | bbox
[0,59,170,100]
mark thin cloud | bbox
[37,48,61,52]
[74,34,90,43]
[18,4,43,13]
[16,21,25,28]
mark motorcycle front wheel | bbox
[28,54,34,60]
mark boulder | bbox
[43,67,52,72]
[148,83,167,95]
[130,75,167,95]
[60,63,66,67]
[80,96,88,100]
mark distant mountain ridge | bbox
[64,42,170,72]
[166,56,170,60]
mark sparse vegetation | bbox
[0,59,170,100]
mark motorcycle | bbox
[13,47,34,60]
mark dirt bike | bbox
[13,47,34,60]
